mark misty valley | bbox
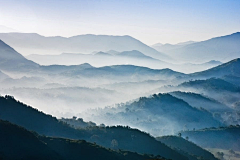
[0,32,240,160]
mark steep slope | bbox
[181,125,240,151]
[0,33,171,61]
[0,95,187,160]
[156,136,217,160]
[0,39,39,70]
[0,120,164,160]
[165,32,240,63]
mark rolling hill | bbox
[0,120,164,160]
[83,93,222,136]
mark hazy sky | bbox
[0,0,239,45]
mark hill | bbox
[191,58,240,78]
[83,93,222,136]
[0,33,171,61]
[156,136,217,160]
[181,125,240,151]
[178,78,240,108]
[180,78,240,93]
[0,120,164,160]
[0,95,187,160]
[169,91,231,112]
[0,39,39,71]
[0,120,61,160]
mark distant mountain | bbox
[0,120,163,160]
[191,58,240,78]
[202,60,222,66]
[151,43,180,53]
[85,93,222,136]
[94,51,112,56]
[169,91,231,112]
[165,32,240,63]
[0,95,187,160]
[117,50,157,60]
[176,41,196,46]
[151,41,196,53]
[106,50,120,55]
[181,125,240,151]
[0,39,39,71]
[0,33,171,61]
[94,50,160,60]
[27,50,170,69]
[156,136,217,160]
[151,43,163,47]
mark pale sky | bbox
[0,0,240,45]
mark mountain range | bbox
[0,33,171,62]
[161,32,240,63]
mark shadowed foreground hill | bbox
[181,125,240,151]
[0,120,164,160]
[0,95,187,160]
[0,120,61,160]
[156,136,217,160]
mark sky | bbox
[0,0,240,45]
